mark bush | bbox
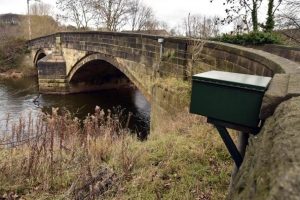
[212,31,282,45]
[0,37,26,72]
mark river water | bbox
[0,77,151,138]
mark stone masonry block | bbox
[260,74,300,120]
[287,74,300,97]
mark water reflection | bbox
[0,78,150,138]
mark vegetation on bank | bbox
[0,38,36,79]
[0,37,27,72]
[0,14,59,40]
[0,13,61,77]
[0,106,232,199]
[212,31,282,45]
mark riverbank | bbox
[0,67,37,80]
[0,35,37,81]
[0,107,232,199]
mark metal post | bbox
[27,0,31,40]
[229,132,249,188]
[159,43,163,60]
[27,0,40,40]
[214,125,243,168]
[155,38,164,79]
[238,132,249,158]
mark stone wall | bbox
[28,31,300,99]
[252,44,300,64]
[150,83,190,133]
[228,96,300,200]
[37,54,69,94]
[62,48,86,74]
[28,32,300,83]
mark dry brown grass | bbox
[0,107,133,199]
[116,111,232,200]
[0,106,232,199]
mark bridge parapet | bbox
[28,31,300,96]
[29,32,300,77]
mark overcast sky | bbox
[0,0,270,32]
[0,0,225,26]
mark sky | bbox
[0,0,271,32]
[0,0,225,28]
[143,0,225,28]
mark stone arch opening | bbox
[67,53,151,139]
[34,50,46,67]
[67,53,151,102]
[68,59,133,93]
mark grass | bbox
[155,77,192,109]
[117,124,231,199]
[0,106,232,199]
[157,77,190,91]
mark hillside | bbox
[0,13,59,39]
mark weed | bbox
[0,107,232,199]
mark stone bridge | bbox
[28,32,300,199]
[28,31,300,103]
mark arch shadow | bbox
[33,49,47,68]
[67,53,151,102]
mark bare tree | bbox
[211,0,284,32]
[0,29,26,71]
[264,0,283,31]
[184,13,220,39]
[138,19,169,32]
[169,25,184,36]
[232,16,251,34]
[277,0,300,29]
[129,0,154,31]
[0,14,58,39]
[211,0,263,32]
[56,0,94,29]
[30,2,54,16]
[29,16,59,38]
[141,20,157,31]
[276,0,300,44]
[91,0,131,31]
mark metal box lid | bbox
[192,71,272,92]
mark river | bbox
[0,77,151,139]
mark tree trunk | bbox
[252,0,258,32]
[265,0,275,32]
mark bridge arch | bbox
[67,53,151,102]
[33,49,46,67]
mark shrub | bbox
[0,37,26,72]
[212,31,282,45]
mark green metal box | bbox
[190,71,272,129]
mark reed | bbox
[0,107,232,199]
[0,107,131,198]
